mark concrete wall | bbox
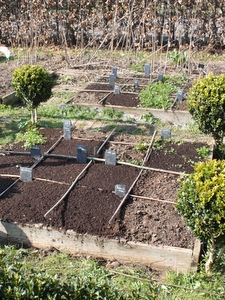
[0,220,201,272]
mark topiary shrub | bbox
[176,160,225,273]
[12,64,54,123]
[188,73,225,159]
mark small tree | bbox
[176,160,225,273]
[12,64,54,123]
[188,73,225,158]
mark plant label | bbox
[158,73,163,81]
[134,79,139,88]
[114,85,120,94]
[177,90,184,101]
[115,184,127,197]
[109,74,115,85]
[30,146,41,160]
[144,63,150,77]
[161,129,171,140]
[112,67,117,78]
[20,167,33,182]
[105,150,117,165]
[198,63,204,69]
[77,145,87,164]
[63,119,71,140]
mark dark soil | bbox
[104,93,140,107]
[0,127,210,249]
[145,139,210,173]
[85,83,114,91]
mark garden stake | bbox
[98,91,113,104]
[0,179,20,198]
[96,127,117,155]
[31,136,63,169]
[109,131,156,224]
[0,150,30,155]
[44,160,93,218]
[129,194,177,205]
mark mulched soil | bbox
[85,83,114,91]
[0,128,211,249]
[104,93,140,107]
[145,139,210,174]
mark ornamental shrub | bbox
[177,160,225,272]
[188,73,225,158]
[12,64,54,123]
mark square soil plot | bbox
[120,170,195,249]
[32,158,86,184]
[145,140,211,173]
[85,83,114,91]
[0,181,69,225]
[45,163,140,235]
[104,93,140,107]
[5,128,63,153]
[51,138,103,157]
[0,154,35,176]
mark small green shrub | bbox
[12,65,54,123]
[177,160,225,272]
[188,73,225,158]
[139,81,177,109]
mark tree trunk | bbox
[34,107,38,123]
[205,241,215,273]
[31,109,34,124]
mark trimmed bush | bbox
[177,160,225,272]
[188,73,225,158]
[12,65,54,123]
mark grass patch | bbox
[0,244,224,299]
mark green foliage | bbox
[139,81,177,109]
[0,249,124,299]
[168,49,187,66]
[102,108,124,120]
[195,145,211,159]
[16,127,46,149]
[135,141,148,153]
[12,64,54,109]
[177,160,225,246]
[128,62,144,73]
[188,73,225,157]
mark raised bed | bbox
[0,127,211,271]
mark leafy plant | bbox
[152,139,165,151]
[139,81,177,109]
[176,160,225,273]
[196,145,211,159]
[16,127,46,149]
[102,108,124,120]
[135,141,148,153]
[11,64,54,123]
[188,73,225,158]
[168,49,187,66]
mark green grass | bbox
[0,244,224,299]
